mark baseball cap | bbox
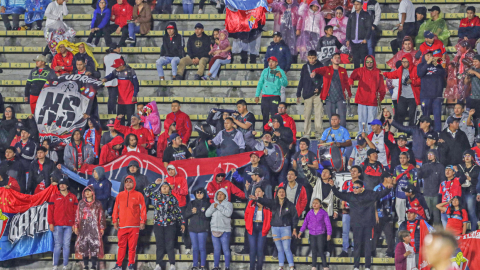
[58,177,70,187]
[397,135,407,141]
[426,132,438,141]
[250,152,260,158]
[446,116,460,125]
[423,30,435,39]
[406,208,419,215]
[195,23,204,29]
[419,115,432,124]
[381,171,393,179]
[445,165,455,171]
[401,184,415,194]
[15,121,24,130]
[367,148,379,156]
[356,134,366,145]
[169,133,180,142]
[273,31,282,37]
[109,42,120,51]
[247,167,264,177]
[268,56,278,62]
[33,55,47,62]
[475,135,480,143]
[166,25,175,29]
[428,6,440,12]
[111,58,125,68]
[368,119,382,126]
[107,118,115,127]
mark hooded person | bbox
[0,106,17,156]
[349,55,386,133]
[327,6,348,44]
[86,0,111,47]
[387,36,419,69]
[164,164,189,208]
[140,101,161,136]
[156,22,185,80]
[271,114,294,155]
[74,186,106,270]
[206,108,233,135]
[206,167,245,204]
[87,167,112,211]
[445,40,476,101]
[0,166,21,192]
[269,0,300,58]
[157,118,176,160]
[83,116,102,159]
[119,160,149,195]
[99,135,124,165]
[413,7,427,38]
[415,6,450,48]
[296,0,326,62]
[64,129,95,172]
[188,124,217,158]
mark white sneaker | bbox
[198,9,203,14]
[185,248,191,254]
[155,265,162,270]
[215,1,221,8]
[62,266,68,270]
[365,269,370,270]
[354,268,359,270]
[86,43,96,48]
[170,265,176,270]
[324,251,330,257]
[308,251,312,257]
[52,267,58,270]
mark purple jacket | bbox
[299,209,332,236]
[394,242,407,270]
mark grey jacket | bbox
[205,188,233,232]
[63,140,95,171]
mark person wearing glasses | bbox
[206,167,245,204]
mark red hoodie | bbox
[312,65,352,101]
[383,54,421,105]
[112,175,147,228]
[206,167,245,203]
[114,118,154,149]
[111,0,133,28]
[157,118,175,161]
[164,165,189,207]
[166,110,192,144]
[349,55,386,107]
[99,136,124,165]
[264,113,297,144]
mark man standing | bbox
[231,152,271,190]
[466,55,480,119]
[114,114,154,150]
[438,165,464,227]
[51,43,74,76]
[442,103,475,147]
[338,166,361,257]
[403,184,430,220]
[232,99,255,135]
[264,32,292,75]
[102,58,140,123]
[24,55,56,114]
[367,119,395,168]
[311,53,351,127]
[362,0,381,57]
[100,118,124,147]
[14,128,36,191]
[392,0,415,54]
[387,36,418,68]
[292,138,319,187]
[362,149,385,190]
[439,118,471,166]
[103,43,124,114]
[163,133,192,167]
[264,102,297,147]
[349,55,386,133]
[383,133,415,173]
[206,167,245,203]
[166,100,192,145]
[373,172,396,258]
[393,152,417,224]
[177,23,210,80]
[255,56,288,128]
[28,147,55,194]
[48,178,76,270]
[209,118,246,157]
[346,0,372,68]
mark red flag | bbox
[419,219,435,270]
[225,6,266,39]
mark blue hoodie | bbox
[87,167,112,211]
[416,54,446,99]
[91,0,111,29]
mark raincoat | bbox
[349,55,386,107]
[296,0,325,61]
[25,0,49,24]
[269,0,301,55]
[322,0,352,19]
[327,8,348,44]
[74,186,106,259]
[0,0,25,14]
[57,40,99,70]
[386,37,418,69]
[141,101,161,136]
[445,42,475,100]
[383,54,421,105]
[44,1,75,56]
[415,15,451,48]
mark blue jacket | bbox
[264,40,292,72]
[91,0,111,29]
[232,164,271,185]
[1,0,26,14]
[87,176,112,205]
[417,55,446,99]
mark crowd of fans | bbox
[1,0,480,270]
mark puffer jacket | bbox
[349,55,386,107]
[298,0,325,35]
[205,188,233,232]
[112,175,147,228]
[99,136,124,165]
[244,199,272,237]
[141,101,161,136]
[185,188,211,233]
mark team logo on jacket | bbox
[100,184,103,187]
[201,207,205,212]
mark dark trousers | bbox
[325,99,347,128]
[104,24,128,47]
[467,97,480,120]
[310,234,328,268]
[42,45,52,57]
[247,222,267,270]
[421,97,443,132]
[372,216,395,257]
[153,224,177,267]
[155,0,173,14]
[392,22,416,54]
[107,87,118,114]
[395,96,416,126]
[351,43,368,69]
[26,20,43,30]
[117,104,135,126]
[180,206,191,249]
[83,256,97,269]
[87,29,105,46]
[261,95,280,129]
[353,226,374,269]
[1,14,20,29]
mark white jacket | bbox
[45,1,68,27]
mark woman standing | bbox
[436,196,468,235]
[327,7,348,44]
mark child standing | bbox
[297,0,325,62]
[203,30,231,80]
[74,186,106,270]
[87,0,111,47]
[316,25,344,66]
[298,198,332,270]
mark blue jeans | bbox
[464,193,478,231]
[183,3,194,14]
[53,226,72,266]
[212,232,231,268]
[190,232,208,267]
[421,98,443,132]
[155,0,173,13]
[156,56,180,77]
[127,23,140,47]
[358,104,377,133]
[367,29,376,56]
[342,213,353,252]
[272,226,294,267]
[441,212,448,228]
[209,58,230,78]
[247,223,267,270]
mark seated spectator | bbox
[436,196,468,235]
[232,99,256,135]
[0,166,20,192]
[86,0,110,47]
[189,124,216,158]
[384,134,415,173]
[456,149,479,231]
[208,117,245,157]
[72,43,100,77]
[413,7,426,37]
[458,6,480,48]
[119,160,149,194]
[264,102,296,148]
[99,135,124,165]
[83,116,102,159]
[52,43,74,76]
[361,149,385,190]
[231,152,271,190]
[114,114,154,150]
[206,167,245,203]
[40,139,58,164]
[157,119,177,161]
[14,128,36,176]
[316,25,344,66]
[28,146,55,194]
[397,209,421,260]
[395,230,416,270]
[25,55,56,114]
[64,129,95,172]
[297,0,325,62]
[104,0,132,47]
[0,0,26,30]
[206,108,231,136]
[417,148,444,225]
[265,32,292,74]
[140,101,161,137]
[177,23,211,81]
[438,165,464,227]
[415,6,451,48]
[166,100,192,144]
[100,118,124,147]
[327,7,348,44]
[439,118,471,166]
[86,167,111,212]
[373,172,396,258]
[163,133,192,167]
[125,0,151,47]
[202,29,231,80]
[24,0,49,30]
[156,22,184,81]
[122,134,147,155]
[403,184,430,221]
[292,138,319,187]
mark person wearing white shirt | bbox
[44,0,68,27]
[395,0,416,51]
[42,0,72,60]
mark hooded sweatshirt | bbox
[271,114,294,154]
[211,127,245,157]
[255,66,288,97]
[119,160,149,193]
[165,109,192,145]
[91,0,111,30]
[164,165,189,207]
[99,135,124,165]
[417,54,446,99]
[383,54,421,105]
[349,55,386,107]
[144,181,185,226]
[110,0,132,28]
[186,32,211,59]
[185,188,211,233]
[205,188,233,232]
[112,175,147,228]
[141,101,161,136]
[114,118,154,149]
[157,118,175,160]
[160,22,184,58]
[296,60,323,100]
[87,167,112,210]
[206,167,245,203]
[209,29,230,59]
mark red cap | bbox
[166,25,175,29]
[268,56,278,62]
[111,58,125,68]
[406,209,419,215]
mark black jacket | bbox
[264,40,292,72]
[361,160,385,190]
[417,149,446,197]
[438,128,471,166]
[384,131,416,173]
[296,61,323,100]
[25,66,57,97]
[332,186,392,228]
[206,109,225,135]
[73,52,97,74]
[392,120,431,162]
[417,55,446,99]
[119,160,149,193]
[185,188,211,233]
[160,22,184,58]
[271,115,293,154]
[257,196,298,228]
[27,157,55,194]
[14,139,37,172]
[186,33,211,59]
[346,10,373,42]
[0,157,26,192]
[457,152,480,195]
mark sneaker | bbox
[215,1,221,8]
[128,265,134,270]
[198,9,203,14]
[86,43,96,48]
[52,267,58,270]
[339,251,348,257]
[191,267,198,270]
[111,266,122,270]
[365,268,370,270]
[353,268,359,270]
[125,37,135,44]
[194,74,201,80]
[324,251,330,257]
[155,265,162,270]
[201,76,209,80]
[169,265,176,270]
[308,251,312,257]
[176,75,183,81]
[199,267,206,270]
[62,266,68,270]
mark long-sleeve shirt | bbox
[299,208,332,236]
[45,1,68,27]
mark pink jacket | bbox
[298,0,325,36]
[141,101,161,136]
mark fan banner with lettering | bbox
[0,186,57,261]
[225,0,268,40]
[64,151,263,199]
[34,74,102,150]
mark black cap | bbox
[58,177,69,187]
[475,135,480,143]
[108,42,120,51]
[16,121,24,130]
[248,167,264,177]
[446,116,460,125]
[367,148,379,156]
[419,115,432,124]
[273,31,282,37]
[194,23,204,29]
[428,6,441,12]
[381,171,393,179]
[426,132,438,141]
[397,135,407,141]
[356,134,366,145]
[401,184,416,194]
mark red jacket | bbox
[419,39,446,58]
[48,191,78,226]
[349,55,386,107]
[112,175,147,228]
[245,200,272,237]
[111,0,133,28]
[114,118,154,149]
[368,130,395,165]
[122,145,148,155]
[99,136,124,165]
[206,167,245,203]
[166,110,192,144]
[165,170,189,207]
[5,176,20,193]
[278,181,308,217]
[157,118,175,161]
[264,113,297,144]
[382,54,421,105]
[51,51,74,75]
[312,66,352,101]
